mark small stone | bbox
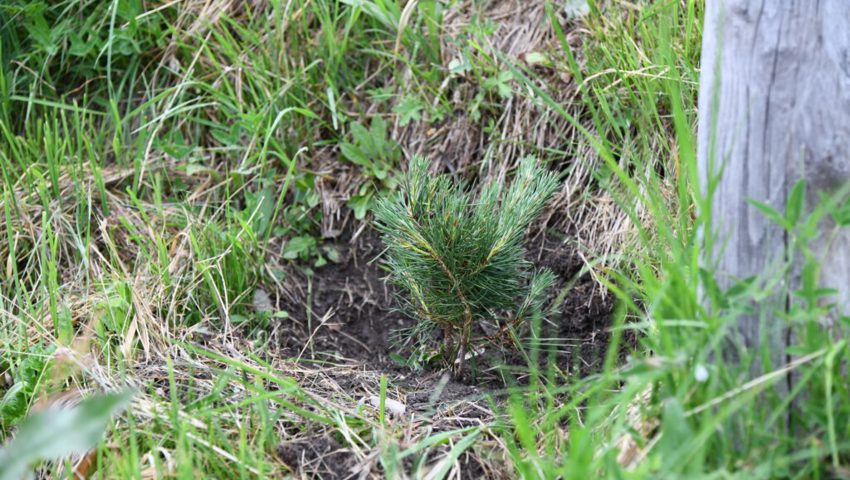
[252,288,273,312]
[368,396,406,416]
[694,364,709,383]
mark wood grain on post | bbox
[698,1,850,357]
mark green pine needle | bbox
[374,156,559,375]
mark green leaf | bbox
[350,122,373,155]
[659,398,694,472]
[117,0,142,20]
[282,236,317,260]
[246,187,275,237]
[389,353,407,366]
[323,246,342,263]
[726,276,757,298]
[185,164,215,176]
[25,12,56,55]
[748,199,790,230]
[347,192,374,220]
[211,125,240,146]
[831,195,850,227]
[0,345,54,426]
[370,116,388,150]
[483,71,514,99]
[393,96,424,126]
[0,383,26,412]
[448,57,470,75]
[340,143,370,167]
[0,391,133,480]
[68,32,95,57]
[792,287,838,301]
[785,180,806,225]
[523,52,552,67]
[368,87,395,103]
[373,167,388,180]
[339,0,400,29]
[698,268,723,307]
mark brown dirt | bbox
[276,435,355,479]
[531,233,621,375]
[278,228,411,367]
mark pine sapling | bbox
[373,157,559,376]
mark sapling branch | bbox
[374,156,559,377]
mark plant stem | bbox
[430,252,473,377]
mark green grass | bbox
[1,0,849,478]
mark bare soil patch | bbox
[276,435,355,480]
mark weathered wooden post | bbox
[698,1,850,356]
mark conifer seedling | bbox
[374,157,560,376]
